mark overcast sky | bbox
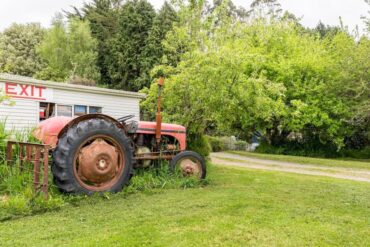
[1,0,369,33]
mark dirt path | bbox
[210,152,370,183]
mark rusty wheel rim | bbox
[73,135,125,191]
[177,157,202,178]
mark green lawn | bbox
[229,151,370,170]
[0,165,369,246]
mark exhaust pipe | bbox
[155,77,164,146]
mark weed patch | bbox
[0,158,208,221]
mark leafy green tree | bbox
[312,21,340,39]
[36,16,99,82]
[206,0,249,21]
[143,1,354,153]
[68,0,122,85]
[363,0,370,31]
[108,0,156,91]
[138,1,178,88]
[327,32,370,149]
[0,23,45,76]
[247,0,283,19]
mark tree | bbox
[327,32,370,149]
[0,23,45,77]
[363,0,370,32]
[247,0,283,19]
[36,16,100,82]
[142,1,352,153]
[68,0,122,85]
[139,1,178,87]
[206,0,249,21]
[108,0,156,91]
[313,21,340,39]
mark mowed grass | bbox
[229,151,370,170]
[0,165,369,247]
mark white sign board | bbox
[0,81,53,101]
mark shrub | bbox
[340,146,370,159]
[187,134,211,157]
[255,141,286,155]
[219,136,235,150]
[207,136,250,152]
[207,136,225,152]
[235,141,247,151]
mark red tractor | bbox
[34,78,206,194]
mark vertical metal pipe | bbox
[156,77,165,146]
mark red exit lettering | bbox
[5,83,17,95]
[5,82,47,100]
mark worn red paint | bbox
[34,117,73,148]
[137,121,187,150]
[34,117,187,151]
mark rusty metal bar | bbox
[26,145,33,160]
[42,146,49,199]
[6,141,13,165]
[19,143,24,172]
[134,150,181,161]
[135,155,174,160]
[33,149,41,190]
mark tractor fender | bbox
[58,114,126,139]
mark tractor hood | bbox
[137,121,186,134]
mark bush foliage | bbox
[140,1,370,157]
[207,136,248,152]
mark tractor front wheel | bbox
[52,119,133,194]
[170,151,206,179]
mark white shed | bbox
[0,73,145,131]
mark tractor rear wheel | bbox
[52,118,133,194]
[170,151,206,179]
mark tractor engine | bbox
[130,121,186,168]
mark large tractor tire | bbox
[52,118,133,194]
[170,151,206,179]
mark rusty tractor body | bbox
[33,78,206,194]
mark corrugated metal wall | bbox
[0,99,39,131]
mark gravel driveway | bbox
[210,152,370,182]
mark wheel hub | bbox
[179,159,200,177]
[78,139,119,185]
[98,159,108,170]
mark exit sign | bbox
[0,82,53,101]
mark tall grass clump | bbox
[125,162,209,194]
[0,122,64,221]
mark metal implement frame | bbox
[134,150,181,161]
[6,141,50,199]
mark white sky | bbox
[0,0,369,33]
